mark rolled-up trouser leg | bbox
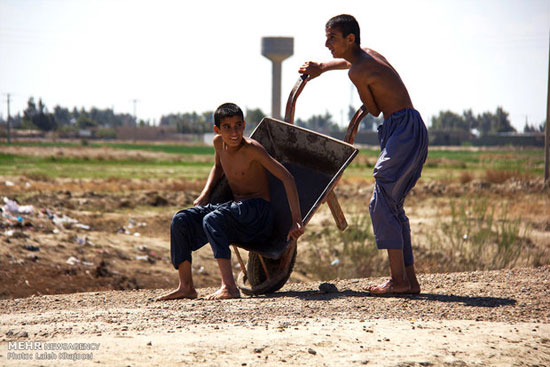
[369,109,428,265]
[202,209,232,260]
[369,181,404,250]
[170,207,210,269]
[202,199,274,260]
[398,208,414,266]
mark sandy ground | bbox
[1,266,549,366]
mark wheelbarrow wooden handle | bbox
[284,74,309,124]
[284,75,368,232]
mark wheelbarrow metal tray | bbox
[210,117,359,259]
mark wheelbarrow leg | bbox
[279,239,297,271]
[231,245,248,279]
[326,191,348,231]
[325,105,368,231]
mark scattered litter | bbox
[135,255,155,264]
[117,227,131,235]
[24,280,30,286]
[23,245,40,252]
[3,197,34,215]
[25,182,31,189]
[52,228,60,234]
[75,236,87,246]
[129,218,147,227]
[5,181,14,187]
[26,254,39,262]
[82,261,94,267]
[5,230,14,237]
[133,232,141,237]
[197,266,205,274]
[66,256,80,265]
[75,223,90,230]
[330,258,340,266]
[52,214,79,228]
[137,245,148,252]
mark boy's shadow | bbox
[259,289,516,308]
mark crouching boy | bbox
[158,103,304,300]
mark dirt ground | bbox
[1,266,549,366]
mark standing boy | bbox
[299,14,428,294]
[159,103,304,300]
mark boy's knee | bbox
[202,211,221,233]
[171,211,188,231]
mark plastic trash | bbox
[330,258,340,266]
[52,214,78,228]
[66,256,80,265]
[3,197,19,214]
[5,181,14,186]
[23,245,40,252]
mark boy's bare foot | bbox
[157,288,198,301]
[408,283,421,294]
[365,279,410,295]
[206,286,240,300]
[405,265,421,294]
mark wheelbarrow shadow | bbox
[255,289,517,307]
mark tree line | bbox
[0,97,545,137]
[431,107,545,135]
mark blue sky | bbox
[1,0,548,130]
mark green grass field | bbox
[0,141,545,181]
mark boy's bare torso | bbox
[349,48,413,118]
[215,136,271,202]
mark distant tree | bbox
[474,107,515,135]
[76,114,97,129]
[463,109,476,132]
[523,121,537,133]
[53,105,72,126]
[493,106,515,133]
[361,114,382,131]
[23,98,57,131]
[475,111,492,135]
[296,112,339,132]
[245,108,265,131]
[431,110,468,132]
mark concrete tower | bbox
[261,37,293,119]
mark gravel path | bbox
[1,266,549,366]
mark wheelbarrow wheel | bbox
[237,244,297,295]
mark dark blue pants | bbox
[170,198,274,269]
[369,108,428,266]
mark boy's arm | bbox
[251,144,304,241]
[298,59,351,79]
[194,139,224,206]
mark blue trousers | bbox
[369,108,428,266]
[170,198,274,269]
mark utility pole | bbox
[132,99,138,143]
[6,93,11,144]
[545,31,550,186]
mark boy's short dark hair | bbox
[326,14,361,46]
[214,103,244,127]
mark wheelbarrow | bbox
[208,75,368,295]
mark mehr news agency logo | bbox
[7,341,100,361]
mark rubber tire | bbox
[244,246,297,294]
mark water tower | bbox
[261,37,293,119]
